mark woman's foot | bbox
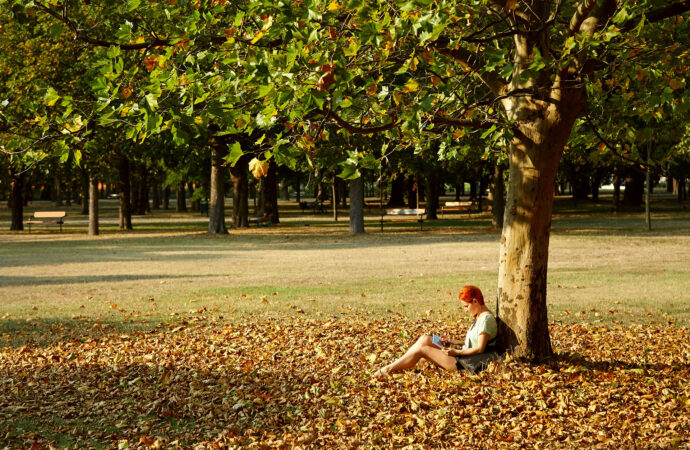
[372,367,390,379]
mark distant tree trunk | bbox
[622,168,645,207]
[89,174,99,236]
[176,183,187,212]
[332,174,338,222]
[54,172,63,207]
[612,171,622,212]
[9,166,24,231]
[349,176,365,234]
[80,167,89,215]
[645,146,651,231]
[132,168,149,215]
[340,179,348,208]
[208,136,228,234]
[117,156,133,230]
[406,175,417,208]
[387,175,405,207]
[151,180,161,210]
[163,186,170,210]
[425,172,440,220]
[591,169,602,203]
[294,172,301,203]
[229,154,249,228]
[491,163,506,229]
[263,159,280,223]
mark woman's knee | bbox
[414,334,433,347]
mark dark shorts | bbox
[455,357,464,371]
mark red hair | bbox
[459,285,484,305]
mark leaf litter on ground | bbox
[1,316,688,448]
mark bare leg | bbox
[377,335,457,376]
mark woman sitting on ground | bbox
[374,285,497,377]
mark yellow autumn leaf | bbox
[327,0,342,11]
[251,31,264,44]
[401,79,419,93]
[249,157,269,178]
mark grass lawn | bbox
[1,194,689,447]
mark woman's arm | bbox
[442,332,490,357]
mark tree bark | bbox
[496,89,584,360]
[117,156,133,230]
[163,186,170,210]
[229,154,249,228]
[89,174,99,236]
[349,176,365,234]
[9,166,24,231]
[491,162,506,229]
[208,136,228,234]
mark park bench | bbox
[299,200,326,214]
[380,208,426,231]
[249,215,272,227]
[26,211,66,232]
[440,201,473,217]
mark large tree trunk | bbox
[208,136,228,234]
[163,186,170,210]
[9,167,24,231]
[229,154,249,228]
[490,162,506,229]
[349,177,365,234]
[117,156,133,230]
[496,82,584,360]
[89,174,99,236]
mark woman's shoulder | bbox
[477,311,498,332]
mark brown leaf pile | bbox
[1,317,688,448]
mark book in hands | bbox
[432,334,446,349]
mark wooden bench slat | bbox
[380,208,426,231]
[26,211,66,232]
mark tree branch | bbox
[430,116,499,129]
[584,115,665,176]
[429,39,506,95]
[569,0,598,35]
[622,0,690,30]
[323,109,398,135]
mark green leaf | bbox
[144,93,158,110]
[127,0,140,12]
[44,87,59,107]
[480,125,497,139]
[226,142,244,166]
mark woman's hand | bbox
[441,348,460,357]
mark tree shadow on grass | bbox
[544,351,690,373]
[0,273,217,288]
